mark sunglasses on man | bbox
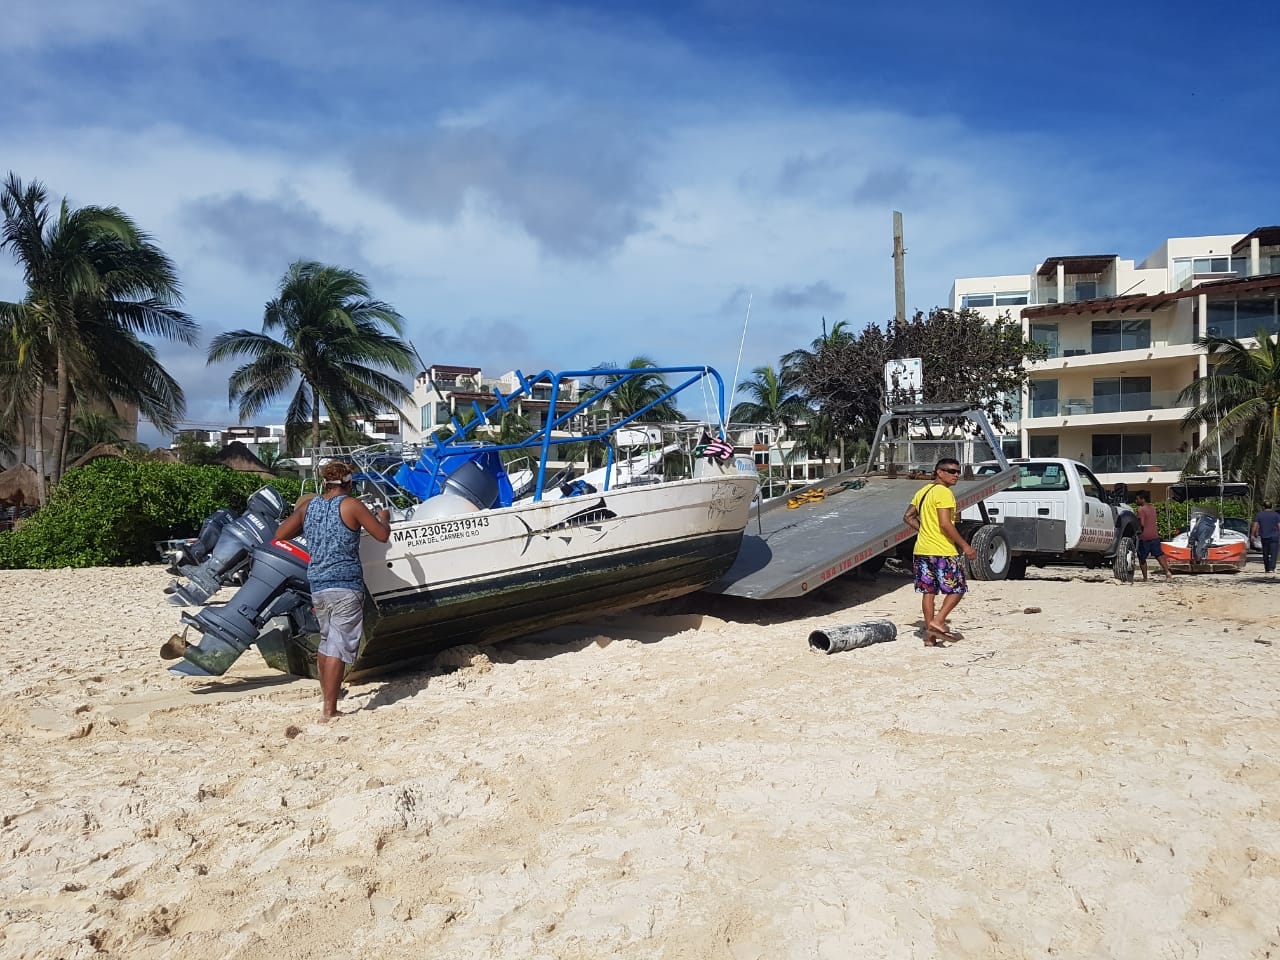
[938,467,961,475]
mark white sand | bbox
[1,563,1278,959]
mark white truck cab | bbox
[962,458,1139,580]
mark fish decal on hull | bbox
[515,498,619,554]
[708,480,750,517]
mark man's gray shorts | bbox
[312,588,365,664]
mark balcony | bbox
[1026,387,1190,421]
[1087,450,1189,475]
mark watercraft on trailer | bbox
[1162,512,1249,573]
[163,365,758,680]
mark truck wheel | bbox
[968,524,1011,580]
[1112,536,1137,583]
[1008,558,1028,580]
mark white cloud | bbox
[3,4,1192,444]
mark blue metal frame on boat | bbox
[393,365,729,505]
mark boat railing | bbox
[412,365,731,502]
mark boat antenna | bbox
[1211,365,1225,514]
[726,292,753,429]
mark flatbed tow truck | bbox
[706,403,1020,600]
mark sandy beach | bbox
[1,562,1278,959]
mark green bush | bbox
[0,459,300,569]
[1152,498,1251,540]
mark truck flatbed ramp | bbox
[706,467,1018,600]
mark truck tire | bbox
[1008,557,1028,580]
[1112,536,1137,583]
[968,524,1011,580]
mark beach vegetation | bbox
[0,458,300,568]
[207,260,414,456]
[792,308,1046,441]
[1152,497,1250,540]
[0,173,198,499]
[1177,328,1280,502]
[731,363,809,494]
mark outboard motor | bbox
[164,508,234,575]
[170,539,314,676]
[168,486,288,606]
[1188,511,1216,565]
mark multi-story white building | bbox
[951,226,1280,495]
[399,364,585,445]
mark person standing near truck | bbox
[1251,500,1280,573]
[903,457,978,647]
[1134,492,1173,583]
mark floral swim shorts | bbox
[913,555,968,595]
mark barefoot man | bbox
[903,457,978,647]
[275,460,391,720]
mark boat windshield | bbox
[974,461,1070,492]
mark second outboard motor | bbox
[1188,512,1216,565]
[172,539,313,676]
[168,486,288,606]
[164,508,234,575]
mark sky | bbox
[2,0,1277,446]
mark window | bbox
[434,401,451,426]
[1074,280,1097,301]
[1029,379,1058,418]
[1205,296,1280,339]
[1091,434,1152,473]
[962,291,1028,309]
[1028,435,1059,458]
[1093,377,1151,414]
[1077,466,1108,501]
[976,460,1069,492]
[1029,322,1060,358]
[1091,319,1150,353]
[1173,256,1248,287]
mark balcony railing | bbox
[1087,450,1194,474]
[1027,387,1190,419]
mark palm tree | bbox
[1178,328,1280,501]
[781,317,858,469]
[69,410,128,458]
[257,442,284,471]
[781,317,855,375]
[0,173,197,489]
[581,355,681,424]
[0,299,53,494]
[731,363,809,494]
[207,260,414,455]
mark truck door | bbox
[1075,465,1116,551]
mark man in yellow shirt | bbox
[903,457,978,647]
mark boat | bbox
[162,365,759,680]
[1162,511,1249,573]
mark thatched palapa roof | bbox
[0,463,41,505]
[69,442,129,469]
[216,441,275,477]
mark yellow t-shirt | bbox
[911,483,958,556]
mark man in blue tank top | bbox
[276,460,391,721]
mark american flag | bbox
[702,436,735,462]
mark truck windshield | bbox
[974,462,1070,492]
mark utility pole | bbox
[892,210,907,330]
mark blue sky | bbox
[2,0,1276,445]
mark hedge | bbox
[0,459,301,569]
[1152,497,1250,540]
